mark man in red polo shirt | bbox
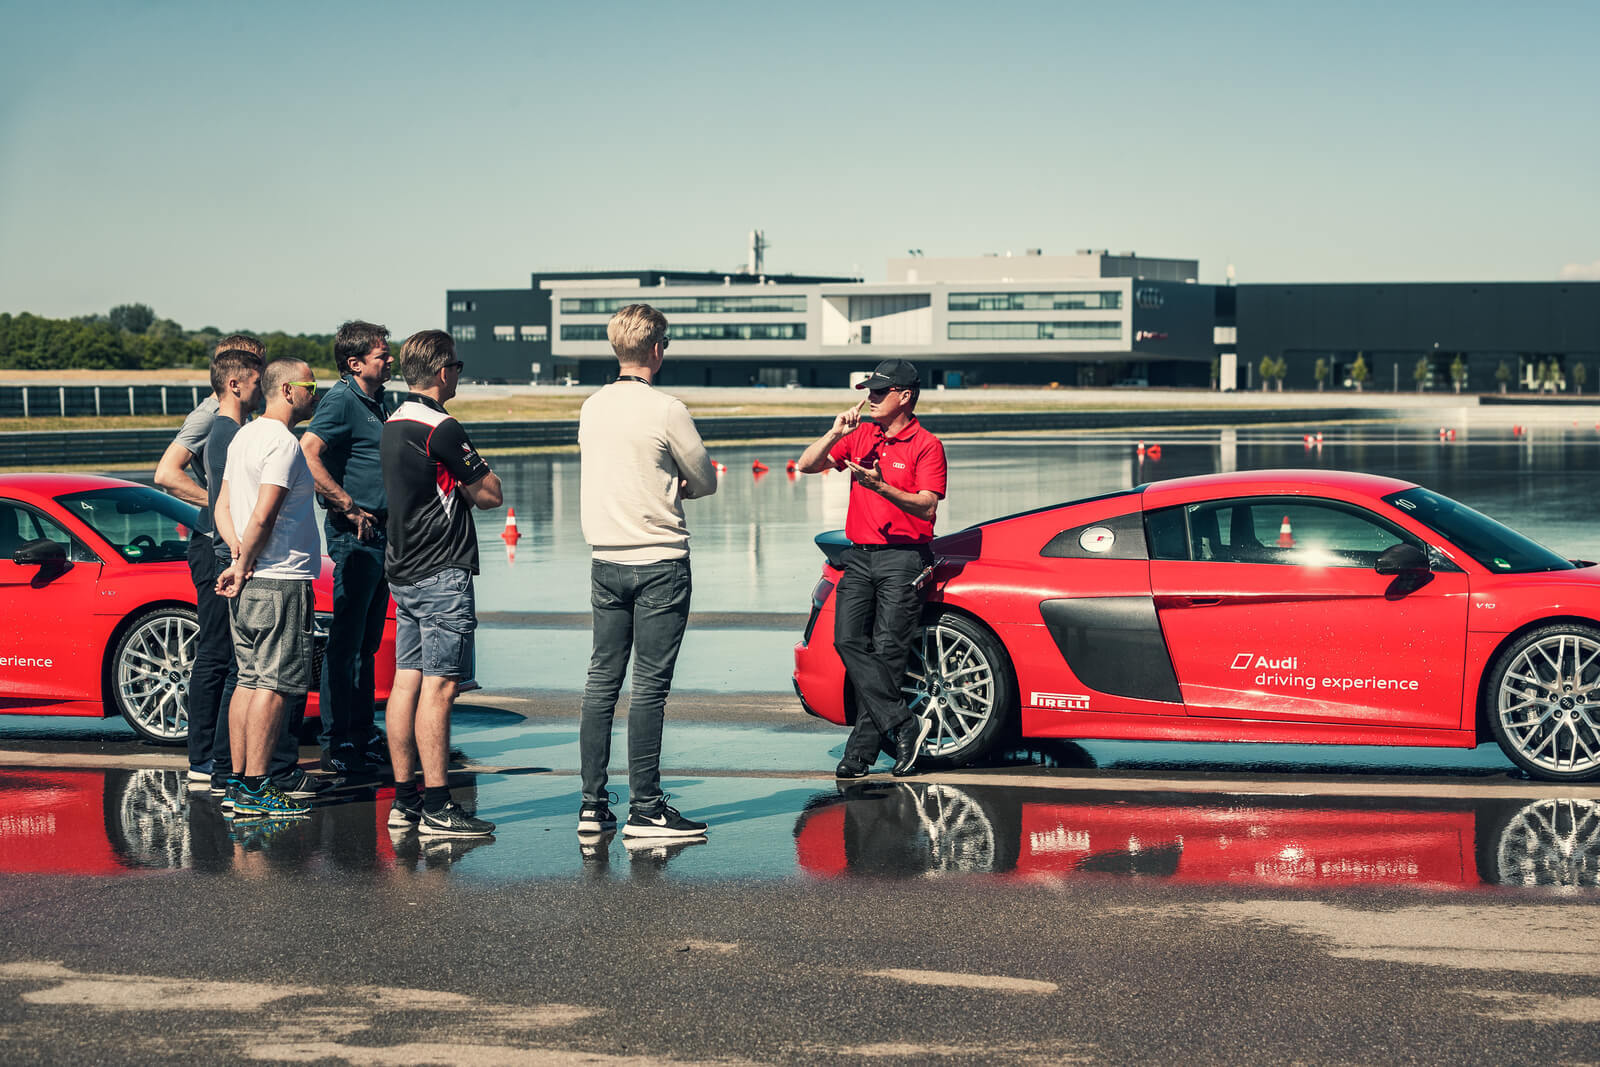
[797,359,948,778]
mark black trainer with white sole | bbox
[621,803,708,839]
[577,802,618,834]
[419,801,495,838]
[388,791,423,828]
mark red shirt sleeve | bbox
[916,435,948,499]
[827,425,865,471]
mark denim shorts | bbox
[390,567,476,678]
[228,577,315,694]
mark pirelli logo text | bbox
[1032,691,1091,711]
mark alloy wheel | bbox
[902,621,997,758]
[115,611,197,742]
[1494,798,1600,889]
[1496,632,1600,777]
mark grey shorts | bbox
[228,578,315,694]
[390,567,476,679]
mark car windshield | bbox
[1384,487,1575,573]
[54,486,200,564]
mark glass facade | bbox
[560,295,808,315]
[561,323,806,342]
[949,291,1121,311]
[493,325,516,342]
[948,321,1122,341]
[450,325,476,342]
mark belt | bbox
[855,542,928,552]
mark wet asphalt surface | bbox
[2,697,1599,1064]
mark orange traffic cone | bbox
[785,459,798,473]
[501,508,521,546]
[1145,444,1161,460]
[1277,515,1294,548]
[752,460,769,473]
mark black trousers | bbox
[831,544,929,764]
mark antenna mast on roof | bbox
[748,229,768,275]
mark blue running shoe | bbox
[232,780,311,818]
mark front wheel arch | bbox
[104,602,198,745]
[1474,615,1600,742]
[1480,620,1600,782]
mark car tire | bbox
[1485,623,1600,782]
[902,610,1016,768]
[111,606,198,745]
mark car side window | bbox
[0,503,97,563]
[1177,498,1416,568]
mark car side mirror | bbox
[1375,543,1429,575]
[13,538,67,566]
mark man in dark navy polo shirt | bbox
[797,359,948,778]
[301,320,396,774]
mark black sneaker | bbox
[419,801,495,838]
[273,768,337,800]
[320,744,363,775]
[577,795,619,834]
[836,759,871,779]
[211,771,238,798]
[388,790,423,828]
[621,800,708,839]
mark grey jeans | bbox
[579,557,691,812]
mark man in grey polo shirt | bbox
[301,319,396,775]
[215,358,322,818]
[153,333,264,784]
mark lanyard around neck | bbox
[614,374,650,385]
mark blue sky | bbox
[2,0,1595,336]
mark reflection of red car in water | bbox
[793,783,1600,891]
[794,470,1600,782]
[0,768,425,876]
[0,474,396,743]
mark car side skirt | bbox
[1019,708,1477,749]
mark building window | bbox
[493,326,517,342]
[521,325,547,342]
[560,323,806,342]
[948,291,1121,312]
[450,300,476,313]
[1136,288,1164,309]
[450,325,476,342]
[947,321,1122,341]
[559,295,808,315]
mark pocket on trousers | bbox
[636,561,690,610]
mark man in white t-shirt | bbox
[214,358,323,819]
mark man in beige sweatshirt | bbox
[576,304,718,843]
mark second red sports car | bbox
[794,469,1600,782]
[0,473,396,743]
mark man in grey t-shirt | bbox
[153,334,263,783]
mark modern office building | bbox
[445,253,1599,392]
[447,251,1222,388]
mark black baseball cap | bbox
[855,359,920,390]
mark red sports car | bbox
[794,469,1600,782]
[0,473,395,743]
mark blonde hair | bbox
[214,333,264,357]
[606,304,668,366]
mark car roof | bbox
[0,473,143,503]
[1140,469,1419,506]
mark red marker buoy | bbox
[500,508,521,546]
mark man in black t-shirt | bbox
[379,330,504,838]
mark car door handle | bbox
[1162,596,1222,608]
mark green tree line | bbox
[0,303,337,371]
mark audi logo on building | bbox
[1136,287,1164,310]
